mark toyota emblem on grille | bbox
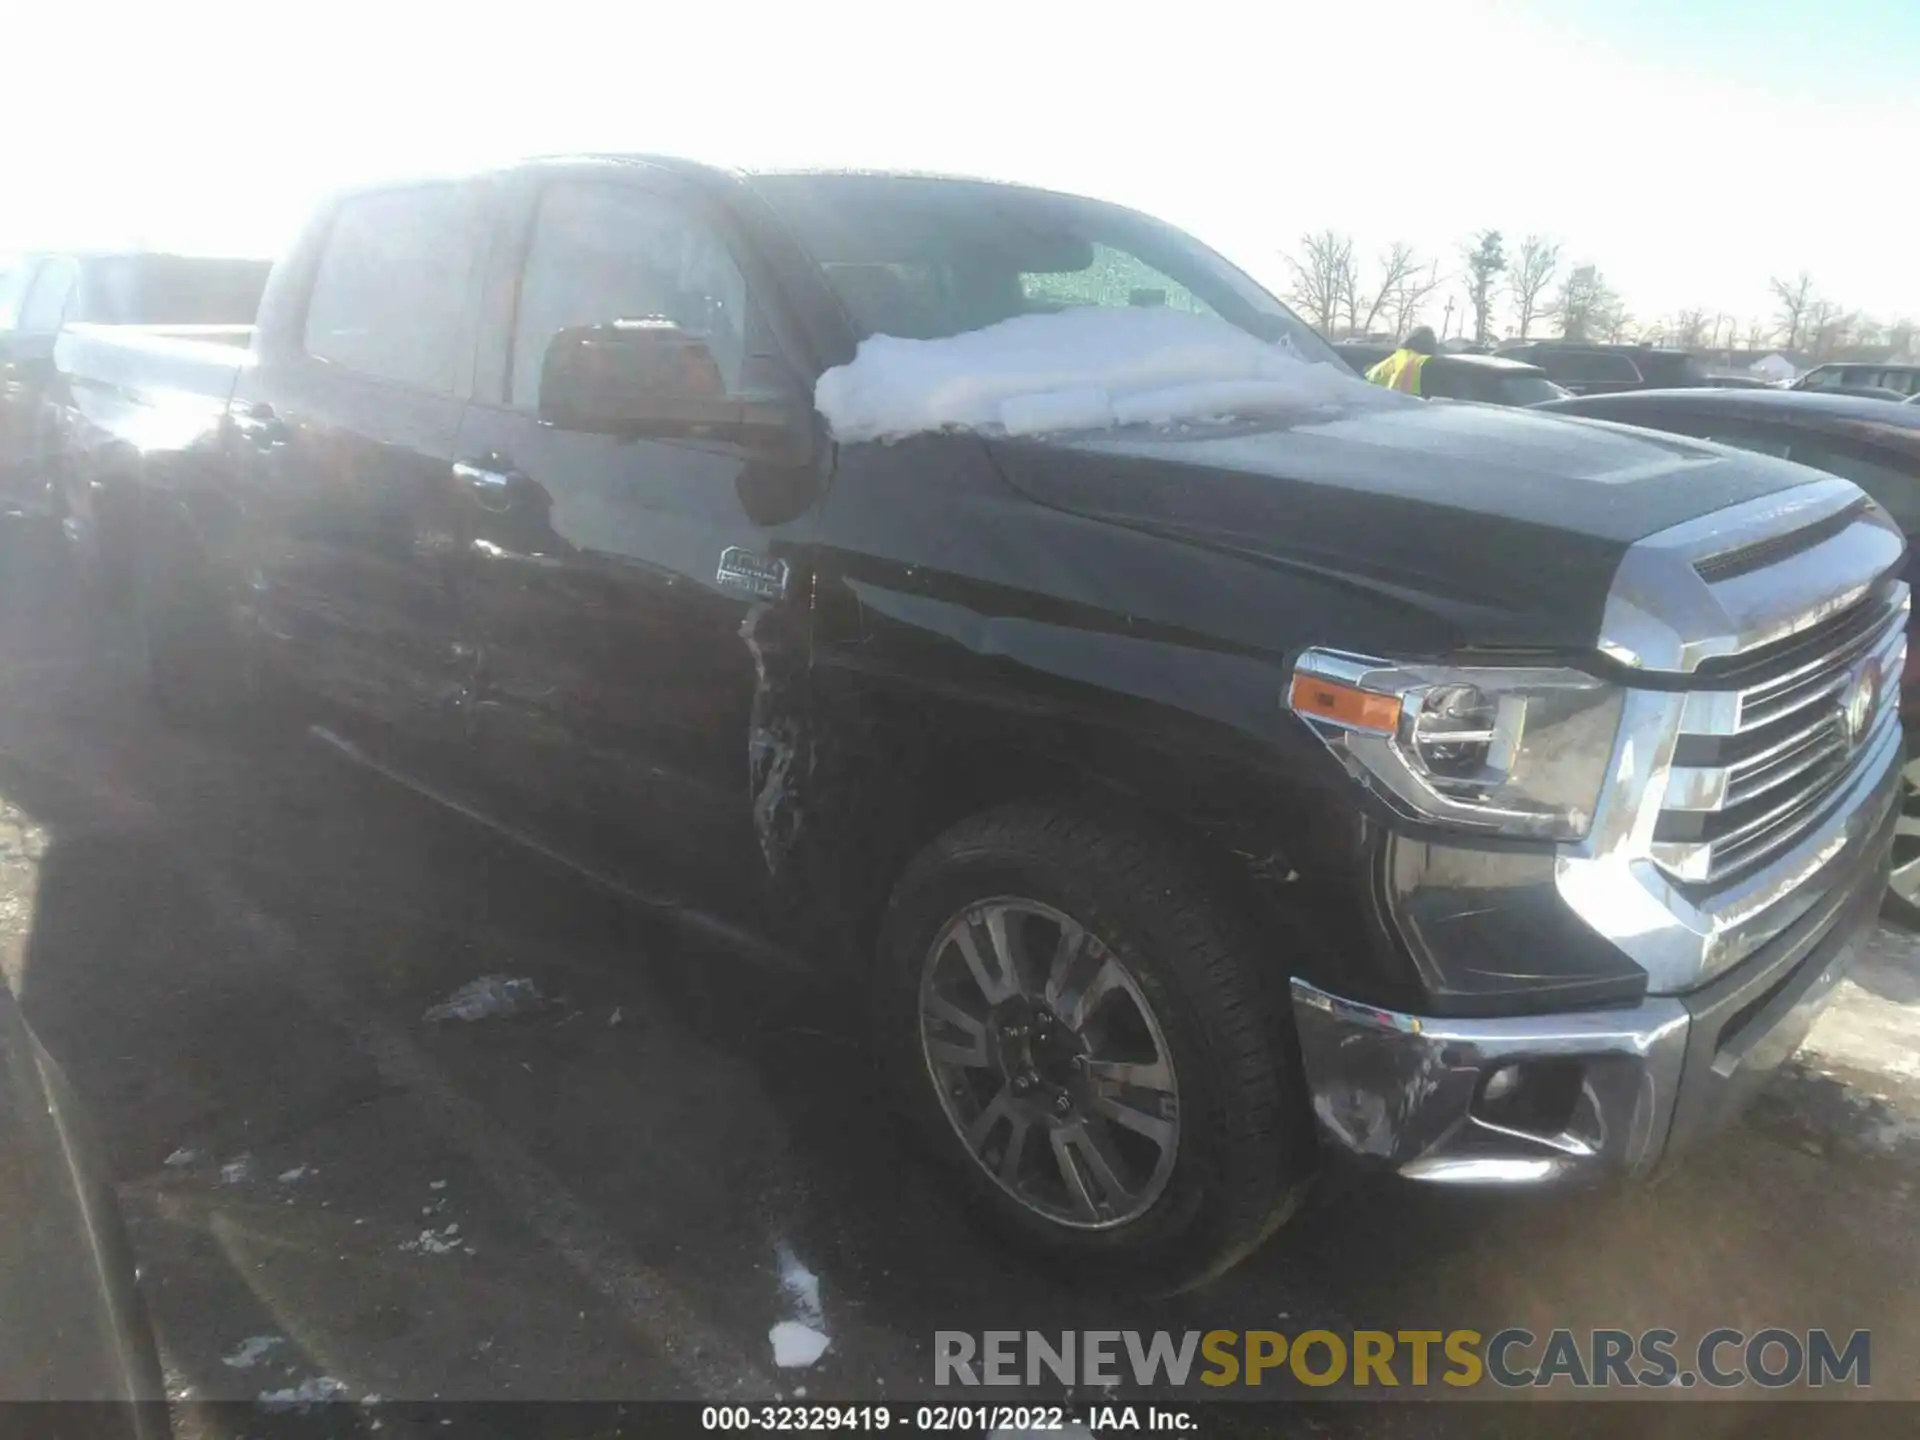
[1840,657,1881,750]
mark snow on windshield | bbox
[813,308,1396,443]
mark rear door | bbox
[450,166,825,918]
[234,181,493,738]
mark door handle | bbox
[452,459,529,513]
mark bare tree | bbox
[1462,230,1506,345]
[1339,242,1424,338]
[1552,264,1620,342]
[1671,309,1711,350]
[1284,230,1357,336]
[1805,300,1853,362]
[1891,318,1918,359]
[1510,235,1561,341]
[1745,320,1771,354]
[1387,260,1445,338]
[1770,271,1817,350]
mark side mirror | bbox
[538,319,809,457]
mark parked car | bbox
[1415,352,1568,405]
[0,252,267,516]
[1537,387,1920,922]
[1795,362,1920,402]
[1332,341,1393,376]
[1333,344,1567,405]
[1495,342,1649,394]
[55,157,1905,1287]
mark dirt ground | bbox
[2,517,1916,1438]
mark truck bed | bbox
[53,322,249,470]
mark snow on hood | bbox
[813,307,1397,442]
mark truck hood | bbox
[985,401,1822,655]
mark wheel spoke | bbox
[1042,921,1087,1011]
[1091,1091,1177,1150]
[983,906,1034,998]
[1059,956,1125,1033]
[1050,1121,1136,1223]
[966,1086,1016,1154]
[951,919,1016,1005]
[998,1114,1033,1185]
[924,994,989,1068]
[927,1036,990,1069]
[1085,1055,1175,1094]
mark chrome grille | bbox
[1653,590,1909,885]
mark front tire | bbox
[876,804,1315,1292]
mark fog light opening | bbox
[1475,1059,1584,1137]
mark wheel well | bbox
[823,730,1336,988]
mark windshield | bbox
[750,174,1337,365]
[1497,374,1571,405]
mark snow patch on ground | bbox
[424,974,543,1023]
[219,1155,253,1185]
[164,1148,200,1168]
[221,1336,285,1370]
[402,1225,465,1256]
[258,1375,349,1410]
[813,308,1391,443]
[277,1165,312,1183]
[769,1239,830,1369]
[770,1320,832,1369]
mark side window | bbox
[18,259,76,332]
[510,183,750,412]
[1800,367,1841,391]
[1784,440,1920,532]
[303,185,488,394]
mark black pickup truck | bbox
[53,156,1908,1288]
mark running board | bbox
[306,724,810,976]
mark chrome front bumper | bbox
[1291,778,1896,1185]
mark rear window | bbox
[1539,350,1642,386]
[1629,352,1705,387]
[1493,374,1569,405]
[302,185,489,394]
[75,256,270,325]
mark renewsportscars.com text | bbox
[934,1328,1871,1390]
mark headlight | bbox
[1288,649,1623,841]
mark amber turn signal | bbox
[1288,674,1403,734]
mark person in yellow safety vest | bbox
[1365,326,1440,395]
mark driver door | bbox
[450,171,824,920]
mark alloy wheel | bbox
[918,897,1180,1229]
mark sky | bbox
[2,0,1914,339]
